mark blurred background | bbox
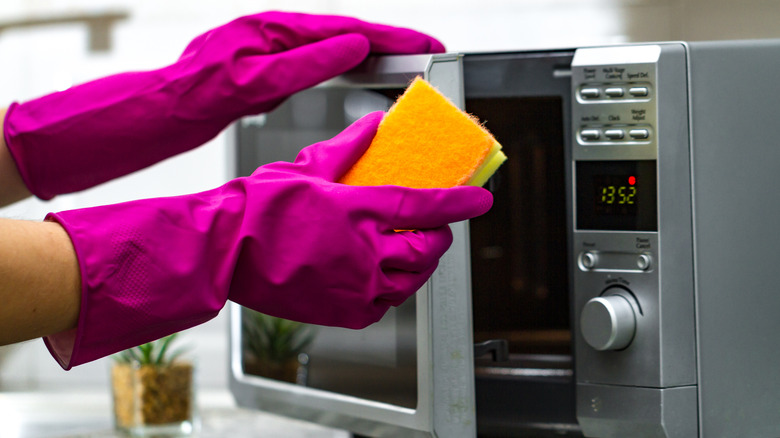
[0,0,778,393]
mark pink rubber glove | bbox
[4,11,444,200]
[44,112,493,369]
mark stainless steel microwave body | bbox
[229,41,780,438]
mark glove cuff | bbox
[3,102,50,199]
[43,194,232,368]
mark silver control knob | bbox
[581,293,637,351]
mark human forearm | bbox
[0,108,32,207]
[0,218,81,345]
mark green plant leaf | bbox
[154,334,178,365]
[111,332,188,365]
[126,347,143,364]
[241,309,317,363]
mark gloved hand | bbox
[4,11,445,200]
[44,112,493,369]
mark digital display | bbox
[594,174,638,216]
[577,160,657,231]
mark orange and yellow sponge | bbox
[338,77,506,188]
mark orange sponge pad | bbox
[338,77,504,188]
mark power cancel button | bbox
[637,254,653,271]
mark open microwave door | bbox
[228,54,477,438]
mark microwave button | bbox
[629,86,649,97]
[629,128,650,140]
[605,87,625,98]
[604,129,625,140]
[580,88,601,99]
[580,251,598,270]
[580,129,601,141]
[637,254,653,271]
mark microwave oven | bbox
[229,41,780,438]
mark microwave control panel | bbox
[571,45,660,162]
[569,43,697,437]
[570,47,663,387]
[570,44,694,384]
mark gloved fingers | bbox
[372,227,451,308]
[290,111,384,179]
[374,262,439,308]
[361,185,494,230]
[180,12,444,61]
[378,226,453,273]
[241,33,370,110]
[243,11,445,55]
[368,226,454,310]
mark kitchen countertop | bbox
[0,390,351,438]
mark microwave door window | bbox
[466,97,571,357]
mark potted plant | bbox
[242,309,316,384]
[111,333,195,436]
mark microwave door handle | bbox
[474,339,509,362]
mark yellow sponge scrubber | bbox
[338,77,506,188]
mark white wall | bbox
[1,0,779,392]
